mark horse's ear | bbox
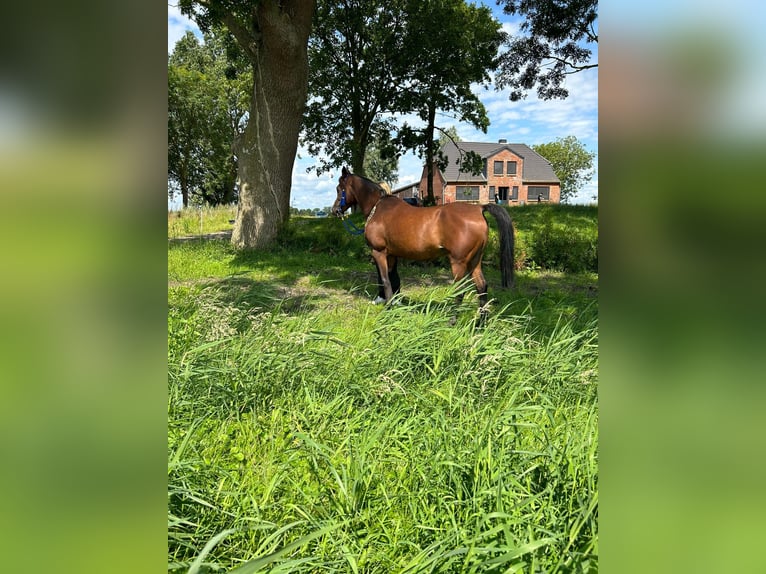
[342,166,349,177]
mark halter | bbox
[337,173,384,235]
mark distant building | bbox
[399,139,561,205]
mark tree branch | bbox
[214,6,257,62]
[546,54,598,73]
[588,21,598,43]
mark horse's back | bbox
[368,200,487,259]
[431,201,486,228]
[367,200,442,258]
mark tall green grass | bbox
[169,290,597,572]
[169,205,238,238]
[169,204,597,572]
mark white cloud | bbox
[482,68,598,146]
[571,179,599,205]
[395,154,425,188]
[290,165,338,210]
[500,22,522,37]
[168,4,201,54]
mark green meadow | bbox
[168,204,598,573]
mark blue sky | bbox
[168,2,598,209]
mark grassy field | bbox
[169,205,238,239]
[168,205,598,573]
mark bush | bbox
[529,217,598,273]
[485,205,597,273]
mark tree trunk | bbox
[231,1,314,250]
[424,98,437,206]
[351,131,368,177]
[180,163,189,208]
[222,160,237,205]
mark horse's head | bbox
[332,166,355,217]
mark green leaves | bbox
[168,29,251,207]
[533,136,596,203]
[303,0,503,179]
[496,0,598,101]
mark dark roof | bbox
[439,141,560,184]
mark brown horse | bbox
[332,167,514,310]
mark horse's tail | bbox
[483,203,515,288]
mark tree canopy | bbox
[533,135,595,202]
[302,0,409,177]
[363,133,399,184]
[496,0,597,100]
[168,30,250,207]
[395,0,503,204]
[303,0,503,203]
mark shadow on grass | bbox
[169,235,597,338]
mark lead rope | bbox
[341,216,366,235]
[340,194,381,236]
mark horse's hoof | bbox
[372,296,386,305]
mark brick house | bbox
[395,139,561,205]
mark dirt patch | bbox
[168,231,232,243]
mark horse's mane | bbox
[354,174,388,197]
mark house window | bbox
[493,161,503,175]
[506,161,517,175]
[528,186,550,201]
[456,186,480,201]
[489,186,496,200]
[510,186,519,200]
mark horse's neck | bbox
[358,185,383,215]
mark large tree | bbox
[363,133,399,184]
[496,0,597,100]
[199,29,252,206]
[533,135,595,202]
[179,0,314,249]
[302,0,408,177]
[303,0,501,198]
[396,0,502,205]
[168,30,250,207]
[168,60,211,208]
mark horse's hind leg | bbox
[449,259,469,303]
[450,254,489,325]
[389,256,401,296]
[471,264,488,308]
[447,258,470,324]
[450,255,485,303]
[471,263,490,326]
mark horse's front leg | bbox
[375,255,400,302]
[371,250,394,302]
